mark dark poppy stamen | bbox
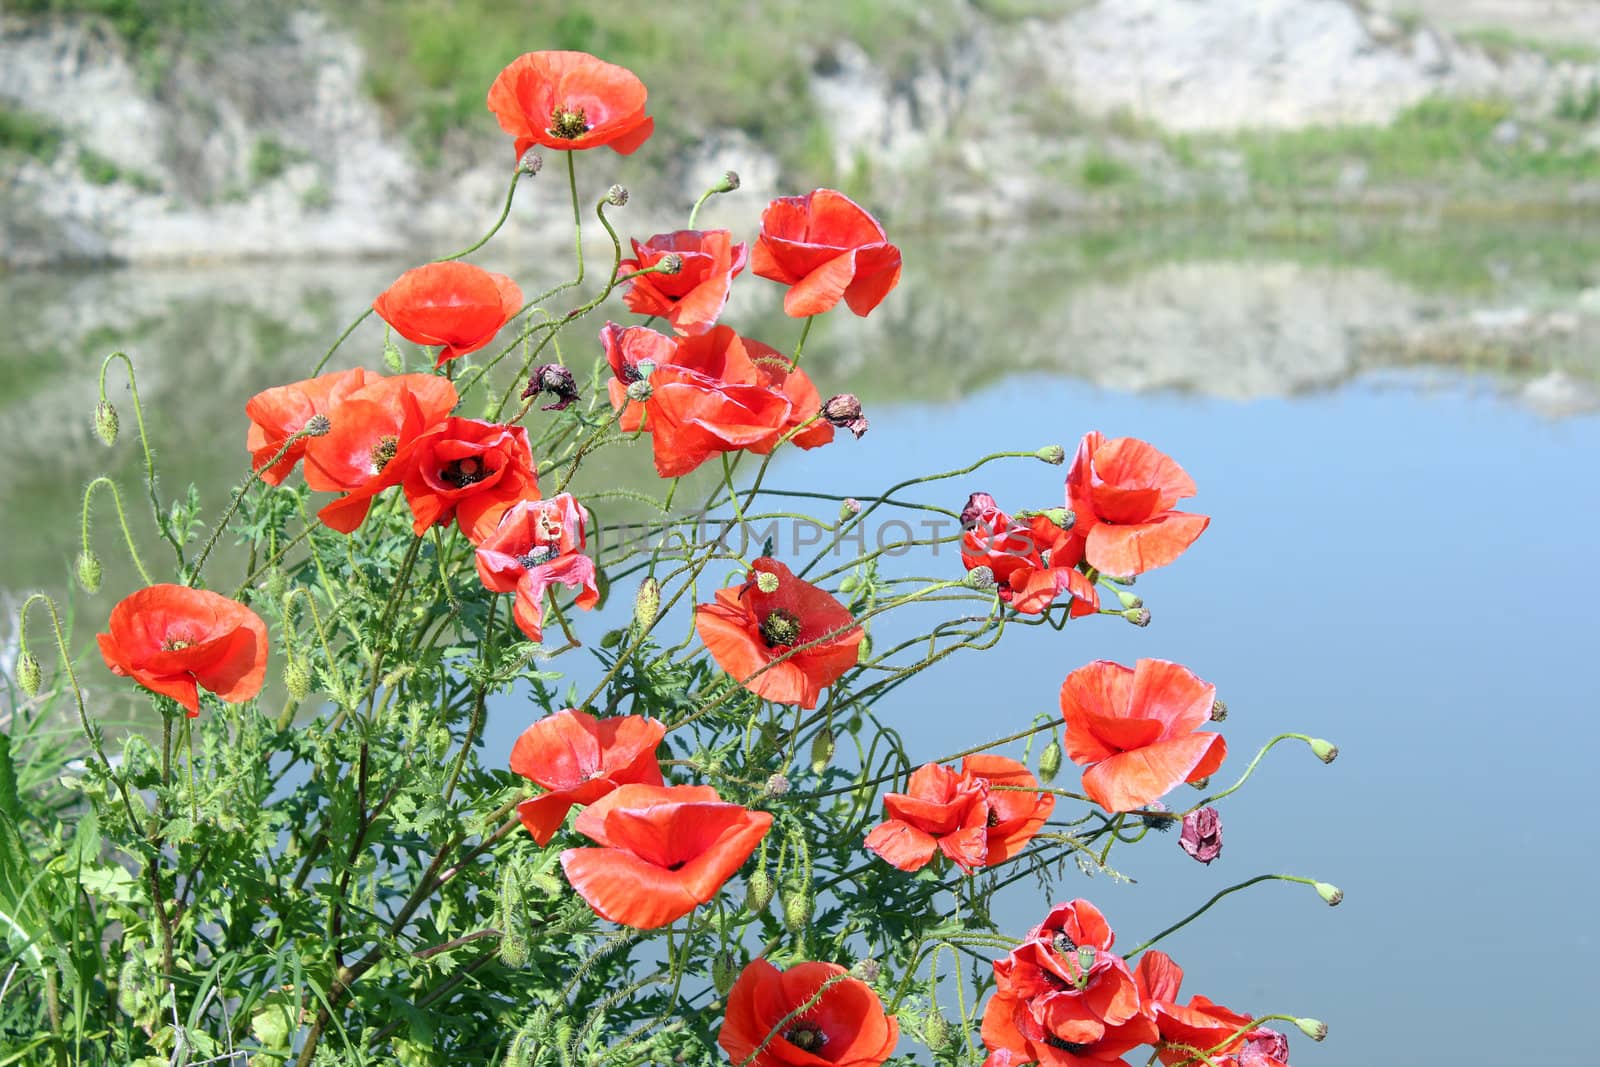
[784,1025,827,1052]
[986,807,1001,828]
[758,609,802,648]
[548,105,591,139]
[371,434,399,473]
[516,545,560,570]
[442,456,488,487]
[1044,1035,1090,1053]
[1052,931,1077,956]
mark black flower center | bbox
[986,807,1001,828]
[758,609,802,648]
[442,456,487,487]
[1045,1035,1090,1054]
[785,1025,827,1052]
[516,545,560,570]
[1052,932,1077,956]
[548,105,591,139]
[371,434,399,473]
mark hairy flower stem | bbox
[189,424,320,582]
[80,477,153,585]
[99,351,183,567]
[440,168,524,262]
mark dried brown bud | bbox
[522,363,580,411]
[822,394,868,439]
[1179,806,1222,864]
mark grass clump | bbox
[0,105,63,160]
[1455,26,1600,66]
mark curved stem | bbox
[98,352,182,565]
[439,169,522,261]
[80,477,153,585]
[1122,874,1326,958]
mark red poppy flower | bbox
[1133,951,1268,1066]
[487,50,654,158]
[372,261,522,367]
[302,373,458,533]
[602,324,831,477]
[864,761,990,872]
[97,585,268,715]
[620,229,747,336]
[245,367,378,485]
[751,189,902,318]
[1066,431,1210,577]
[963,754,1055,864]
[983,900,1158,1066]
[1059,659,1227,813]
[507,708,665,845]
[401,418,539,542]
[960,495,1099,617]
[475,495,597,643]
[694,558,863,709]
[719,959,899,1067]
[1226,1028,1291,1067]
[559,783,771,929]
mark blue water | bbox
[484,370,1600,1066]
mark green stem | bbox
[98,351,183,565]
[1122,875,1327,958]
[80,477,153,585]
[189,424,320,582]
[440,169,523,261]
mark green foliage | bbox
[1455,25,1600,65]
[249,136,307,184]
[0,105,63,161]
[1078,151,1136,188]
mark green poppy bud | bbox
[1040,506,1075,531]
[783,886,813,931]
[1293,1017,1328,1041]
[94,400,119,446]
[716,170,741,193]
[1123,607,1152,627]
[633,577,660,633]
[1113,587,1142,610]
[924,1010,952,1051]
[285,658,313,701]
[1313,881,1343,906]
[744,868,774,914]
[383,335,405,373]
[16,650,42,696]
[265,568,289,602]
[810,728,836,774]
[1035,444,1065,465]
[711,950,739,996]
[1038,738,1062,783]
[1309,738,1339,764]
[77,550,103,594]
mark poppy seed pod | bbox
[822,393,868,439]
[744,867,775,914]
[1113,587,1143,611]
[1039,506,1075,531]
[764,773,790,798]
[658,253,684,274]
[1123,606,1152,627]
[77,550,103,594]
[625,378,653,403]
[850,958,882,982]
[522,363,580,411]
[302,414,331,438]
[841,497,861,517]
[717,170,741,192]
[16,649,42,696]
[1210,699,1229,722]
[517,149,543,175]
[93,400,119,446]
[1038,738,1062,783]
[605,184,629,207]
[1309,737,1339,764]
[1140,800,1174,831]
[754,570,781,594]
[1035,444,1065,465]
[965,565,997,591]
[1314,881,1344,906]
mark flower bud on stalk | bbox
[285,658,313,702]
[383,336,405,373]
[93,401,119,446]
[265,568,289,602]
[712,950,740,996]
[633,576,660,633]
[1113,587,1142,611]
[744,868,775,914]
[1313,881,1344,906]
[1178,806,1222,864]
[764,773,791,798]
[77,550,103,594]
[16,650,42,696]
[810,728,835,774]
[517,150,543,176]
[716,170,741,193]
[783,885,813,931]
[1038,738,1062,783]
[1293,1018,1329,1042]
[605,184,629,207]
[924,1011,953,1051]
[1123,606,1152,627]
[1035,444,1065,465]
[1309,738,1339,764]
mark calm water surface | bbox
[2,219,1597,1065]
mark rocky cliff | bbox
[1,0,1596,268]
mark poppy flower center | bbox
[548,105,592,139]
[758,609,803,648]
[516,545,560,569]
[442,456,489,487]
[986,807,1001,828]
[162,637,195,651]
[371,435,399,473]
[785,1024,827,1052]
[1045,1035,1090,1054]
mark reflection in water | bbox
[2,217,1597,1064]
